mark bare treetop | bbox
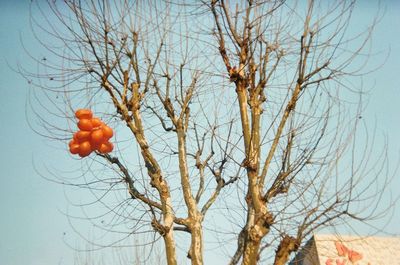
[22,1,394,264]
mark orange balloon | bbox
[70,109,114,157]
[75,109,93,119]
[69,140,80,154]
[69,139,77,147]
[99,142,113,154]
[78,119,93,131]
[78,141,92,157]
[91,142,101,151]
[90,129,104,145]
[73,132,79,141]
[91,118,103,128]
[102,125,113,139]
[70,144,80,154]
[75,130,91,142]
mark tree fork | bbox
[273,235,299,265]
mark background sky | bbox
[0,1,399,265]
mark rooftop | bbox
[290,234,400,265]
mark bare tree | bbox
[22,0,394,264]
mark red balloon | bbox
[75,109,93,119]
[78,119,93,131]
[102,125,113,139]
[99,142,113,154]
[78,141,92,157]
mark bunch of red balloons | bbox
[68,109,114,157]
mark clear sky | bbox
[0,1,399,265]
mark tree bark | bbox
[242,239,261,265]
[273,235,299,265]
[163,229,178,265]
[188,217,204,265]
[240,200,273,265]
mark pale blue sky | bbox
[0,1,399,265]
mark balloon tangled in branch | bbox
[69,109,114,157]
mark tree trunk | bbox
[188,218,204,265]
[273,235,299,265]
[241,209,273,265]
[242,239,261,265]
[163,230,178,265]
